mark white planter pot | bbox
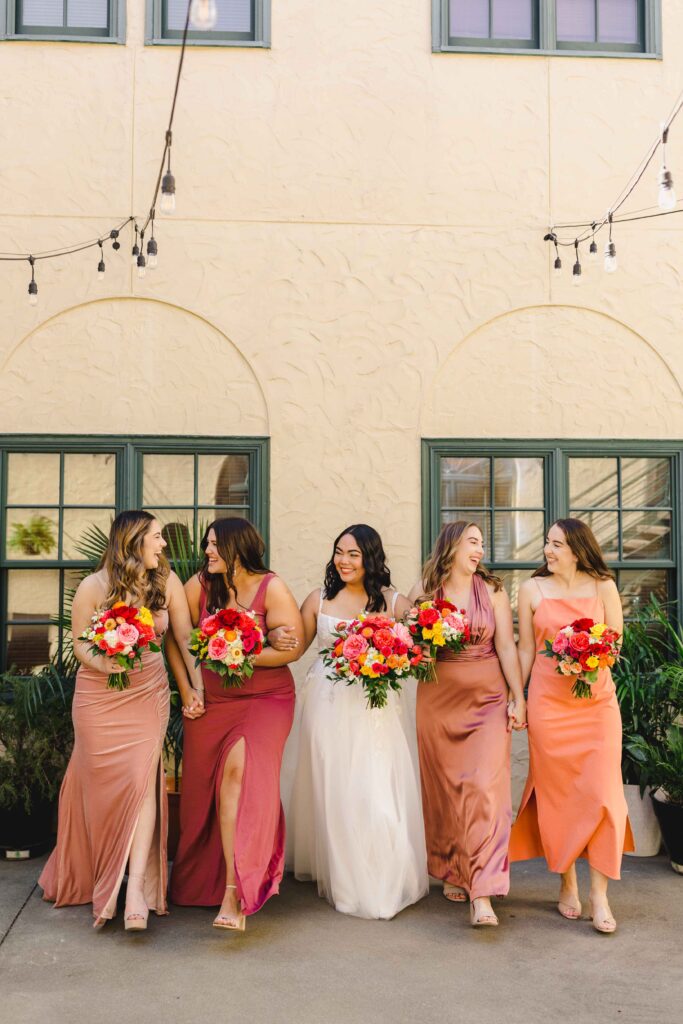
[624,784,662,857]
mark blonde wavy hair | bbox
[421,520,503,599]
[99,511,169,611]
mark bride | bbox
[271,524,428,919]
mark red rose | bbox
[201,615,220,637]
[242,633,257,653]
[418,608,439,627]
[571,618,594,633]
[435,599,455,613]
[569,632,591,654]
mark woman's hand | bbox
[507,697,527,732]
[267,625,299,652]
[181,688,205,720]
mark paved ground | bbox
[1,854,681,1024]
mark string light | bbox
[589,223,598,262]
[160,131,176,215]
[604,213,618,273]
[27,257,37,306]
[110,228,121,251]
[147,215,158,268]
[137,231,147,278]
[131,224,140,265]
[657,125,676,210]
[97,240,106,281]
[544,232,562,275]
[190,0,218,30]
[572,240,582,285]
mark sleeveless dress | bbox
[417,573,511,899]
[39,609,170,926]
[509,582,634,877]
[290,590,428,919]
[170,573,295,915]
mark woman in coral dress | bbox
[410,521,526,927]
[39,511,204,929]
[168,517,303,931]
[510,519,633,933]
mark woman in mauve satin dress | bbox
[509,519,633,934]
[168,518,303,931]
[39,511,204,930]
[409,521,527,927]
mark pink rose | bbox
[201,615,220,637]
[117,623,140,646]
[208,635,229,661]
[242,633,257,653]
[342,634,369,660]
[393,622,412,646]
[552,634,569,654]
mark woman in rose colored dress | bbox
[510,519,633,934]
[409,521,526,928]
[168,518,303,931]
[39,511,204,930]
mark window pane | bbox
[198,455,250,505]
[569,457,618,508]
[7,569,59,619]
[62,508,114,560]
[570,510,619,561]
[6,509,59,561]
[450,0,489,38]
[441,510,491,558]
[7,453,60,504]
[497,568,534,612]
[6,623,56,673]
[492,0,533,39]
[142,454,194,505]
[494,511,545,562]
[166,0,252,32]
[618,569,668,618]
[146,509,195,544]
[199,507,250,525]
[63,452,116,505]
[557,0,596,41]
[621,457,671,509]
[494,457,543,508]
[20,0,64,27]
[622,510,671,561]
[67,0,108,28]
[441,457,490,507]
[599,0,638,43]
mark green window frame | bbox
[422,439,681,617]
[1,1,125,42]
[145,0,271,47]
[432,1,662,58]
[0,435,269,673]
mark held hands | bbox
[267,625,299,652]
[181,688,205,719]
[506,698,527,732]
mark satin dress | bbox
[510,584,633,878]
[170,573,295,916]
[417,574,511,899]
[39,609,170,926]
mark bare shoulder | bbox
[490,582,510,606]
[265,574,295,602]
[597,577,620,598]
[185,573,202,598]
[518,578,536,601]
[76,571,107,600]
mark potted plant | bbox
[9,515,57,557]
[627,725,683,873]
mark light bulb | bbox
[131,243,140,265]
[658,166,676,210]
[553,256,562,276]
[604,241,617,273]
[572,262,581,285]
[97,259,106,281]
[589,240,598,262]
[28,280,38,306]
[137,253,147,279]
[190,0,218,30]
[147,238,158,269]
[160,170,176,215]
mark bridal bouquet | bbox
[189,608,264,687]
[80,601,159,690]
[322,613,426,709]
[405,598,471,675]
[542,617,621,699]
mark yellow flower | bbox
[104,618,117,630]
[137,606,154,627]
[585,655,599,669]
[590,623,607,637]
[419,601,431,610]
[422,628,434,640]
[433,635,446,646]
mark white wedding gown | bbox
[290,592,429,919]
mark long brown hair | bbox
[199,517,269,612]
[99,510,169,611]
[421,521,502,599]
[533,518,615,580]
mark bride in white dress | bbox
[271,524,428,919]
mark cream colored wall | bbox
[2,0,683,607]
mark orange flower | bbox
[387,654,399,669]
[361,627,374,639]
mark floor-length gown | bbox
[290,590,428,919]
[509,581,633,877]
[170,573,295,915]
[39,610,170,926]
[417,574,511,899]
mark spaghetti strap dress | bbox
[170,572,295,915]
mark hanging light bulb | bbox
[572,240,582,285]
[137,252,147,279]
[160,133,176,215]
[589,223,598,263]
[110,228,121,251]
[604,213,617,273]
[657,126,676,210]
[553,256,562,276]
[147,236,158,269]
[190,0,218,30]
[97,241,106,281]
[27,256,38,306]
[131,225,140,265]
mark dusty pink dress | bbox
[170,573,295,915]
[417,574,511,899]
[39,609,170,926]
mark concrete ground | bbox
[1,855,681,1024]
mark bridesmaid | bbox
[509,518,634,933]
[409,521,526,927]
[168,518,303,931]
[39,511,204,929]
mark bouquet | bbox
[405,598,471,677]
[189,607,264,688]
[543,617,621,699]
[79,601,160,690]
[321,613,426,709]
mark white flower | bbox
[103,629,119,648]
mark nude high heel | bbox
[124,873,149,931]
[213,884,246,931]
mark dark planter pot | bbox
[650,793,683,866]
[0,795,56,858]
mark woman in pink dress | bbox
[39,511,204,929]
[168,518,303,931]
[409,521,527,927]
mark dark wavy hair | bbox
[533,518,615,581]
[323,524,392,613]
[199,517,269,613]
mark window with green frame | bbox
[433,1,661,57]
[2,1,125,41]
[145,0,270,46]
[422,440,678,616]
[0,436,269,674]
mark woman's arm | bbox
[392,592,413,618]
[516,579,537,687]
[254,578,305,668]
[269,588,319,654]
[164,627,204,719]
[166,572,205,697]
[406,581,425,604]
[71,575,125,676]
[599,578,624,637]
[492,587,526,729]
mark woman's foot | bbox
[470,897,498,927]
[443,883,467,903]
[589,898,616,934]
[557,885,582,920]
[213,884,246,931]
[124,873,149,931]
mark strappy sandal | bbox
[443,883,468,903]
[589,900,616,934]
[124,873,149,932]
[557,892,582,920]
[469,898,499,927]
[213,884,246,931]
